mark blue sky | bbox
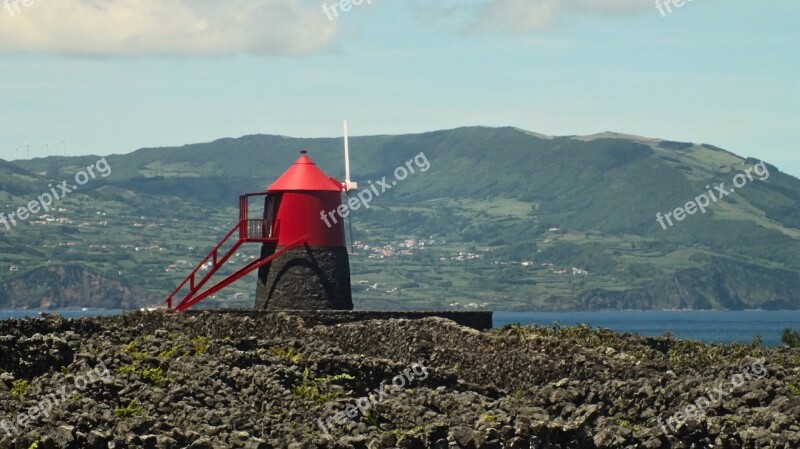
[1,0,798,176]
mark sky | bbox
[0,0,798,176]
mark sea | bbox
[1,309,798,347]
[494,310,800,347]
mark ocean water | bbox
[1,309,798,347]
[494,310,800,347]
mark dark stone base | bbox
[255,245,353,311]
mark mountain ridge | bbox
[2,126,800,311]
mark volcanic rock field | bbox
[0,311,798,449]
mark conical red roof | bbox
[267,152,343,192]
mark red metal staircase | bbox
[165,193,307,311]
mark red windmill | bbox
[166,123,358,312]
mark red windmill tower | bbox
[166,123,357,311]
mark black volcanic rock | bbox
[0,311,797,449]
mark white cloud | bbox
[0,0,337,57]
[437,0,648,35]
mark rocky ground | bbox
[0,311,798,449]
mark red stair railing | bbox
[165,192,300,311]
[170,234,307,311]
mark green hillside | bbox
[4,127,800,311]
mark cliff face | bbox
[0,265,153,309]
[574,257,800,311]
[0,311,797,449]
